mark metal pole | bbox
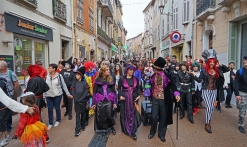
[176,101,178,140]
[159,13,162,57]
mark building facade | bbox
[74,0,97,61]
[143,1,153,59]
[0,0,73,82]
[194,0,247,66]
[126,33,144,59]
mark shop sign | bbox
[4,12,53,41]
[170,31,181,43]
[0,55,14,71]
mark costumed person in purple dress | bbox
[92,65,117,135]
[118,64,142,140]
[148,57,180,142]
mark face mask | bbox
[65,63,70,69]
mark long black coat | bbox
[216,65,229,102]
[150,71,178,125]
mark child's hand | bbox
[12,135,18,139]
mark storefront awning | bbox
[111,45,117,53]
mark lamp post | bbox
[159,0,172,57]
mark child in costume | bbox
[143,69,152,101]
[83,62,98,123]
[70,67,90,136]
[13,92,48,147]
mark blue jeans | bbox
[6,95,14,132]
[46,95,62,125]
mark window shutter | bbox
[184,1,186,22]
[229,23,238,66]
[187,1,189,21]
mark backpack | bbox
[0,77,9,96]
[240,68,243,77]
[8,70,13,83]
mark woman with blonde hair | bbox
[92,65,117,135]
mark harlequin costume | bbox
[14,93,48,147]
[148,57,180,142]
[84,62,98,118]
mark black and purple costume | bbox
[118,76,142,137]
[93,77,116,133]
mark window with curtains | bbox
[162,19,165,36]
[167,15,169,32]
[173,7,178,30]
[89,8,94,31]
[183,0,189,22]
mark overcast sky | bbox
[121,0,150,40]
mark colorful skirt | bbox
[20,121,48,147]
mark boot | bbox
[205,124,212,134]
[173,107,177,114]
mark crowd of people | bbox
[0,47,246,146]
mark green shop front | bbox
[4,12,53,81]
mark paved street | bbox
[6,97,247,147]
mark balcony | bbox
[196,0,217,21]
[97,26,111,44]
[218,0,234,6]
[52,0,67,22]
[22,0,37,8]
[101,0,113,17]
[196,0,216,15]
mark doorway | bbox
[62,40,69,60]
[203,30,213,50]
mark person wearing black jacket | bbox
[176,61,195,123]
[215,60,230,112]
[234,56,247,134]
[70,67,90,136]
[61,57,76,120]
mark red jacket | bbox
[14,106,40,138]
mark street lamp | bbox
[159,5,164,14]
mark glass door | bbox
[34,42,45,65]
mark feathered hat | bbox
[202,49,217,62]
[152,57,166,71]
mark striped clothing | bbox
[202,89,217,124]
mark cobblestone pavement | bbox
[6,97,247,147]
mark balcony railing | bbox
[22,0,38,7]
[196,0,216,16]
[52,0,67,22]
[102,0,113,17]
[97,26,111,44]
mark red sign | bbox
[170,31,181,43]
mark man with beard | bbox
[224,62,237,108]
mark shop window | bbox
[35,42,45,64]
[14,36,32,78]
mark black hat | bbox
[152,57,166,71]
[75,67,85,76]
[244,56,247,60]
[61,56,74,69]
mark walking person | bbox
[13,92,48,147]
[118,64,142,140]
[70,67,90,136]
[171,63,180,114]
[176,61,195,123]
[60,57,76,120]
[25,64,50,121]
[234,56,247,134]
[0,61,19,134]
[92,65,117,135]
[73,59,83,72]
[44,64,73,130]
[148,57,180,142]
[192,62,202,115]
[193,49,226,133]
[224,62,237,108]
